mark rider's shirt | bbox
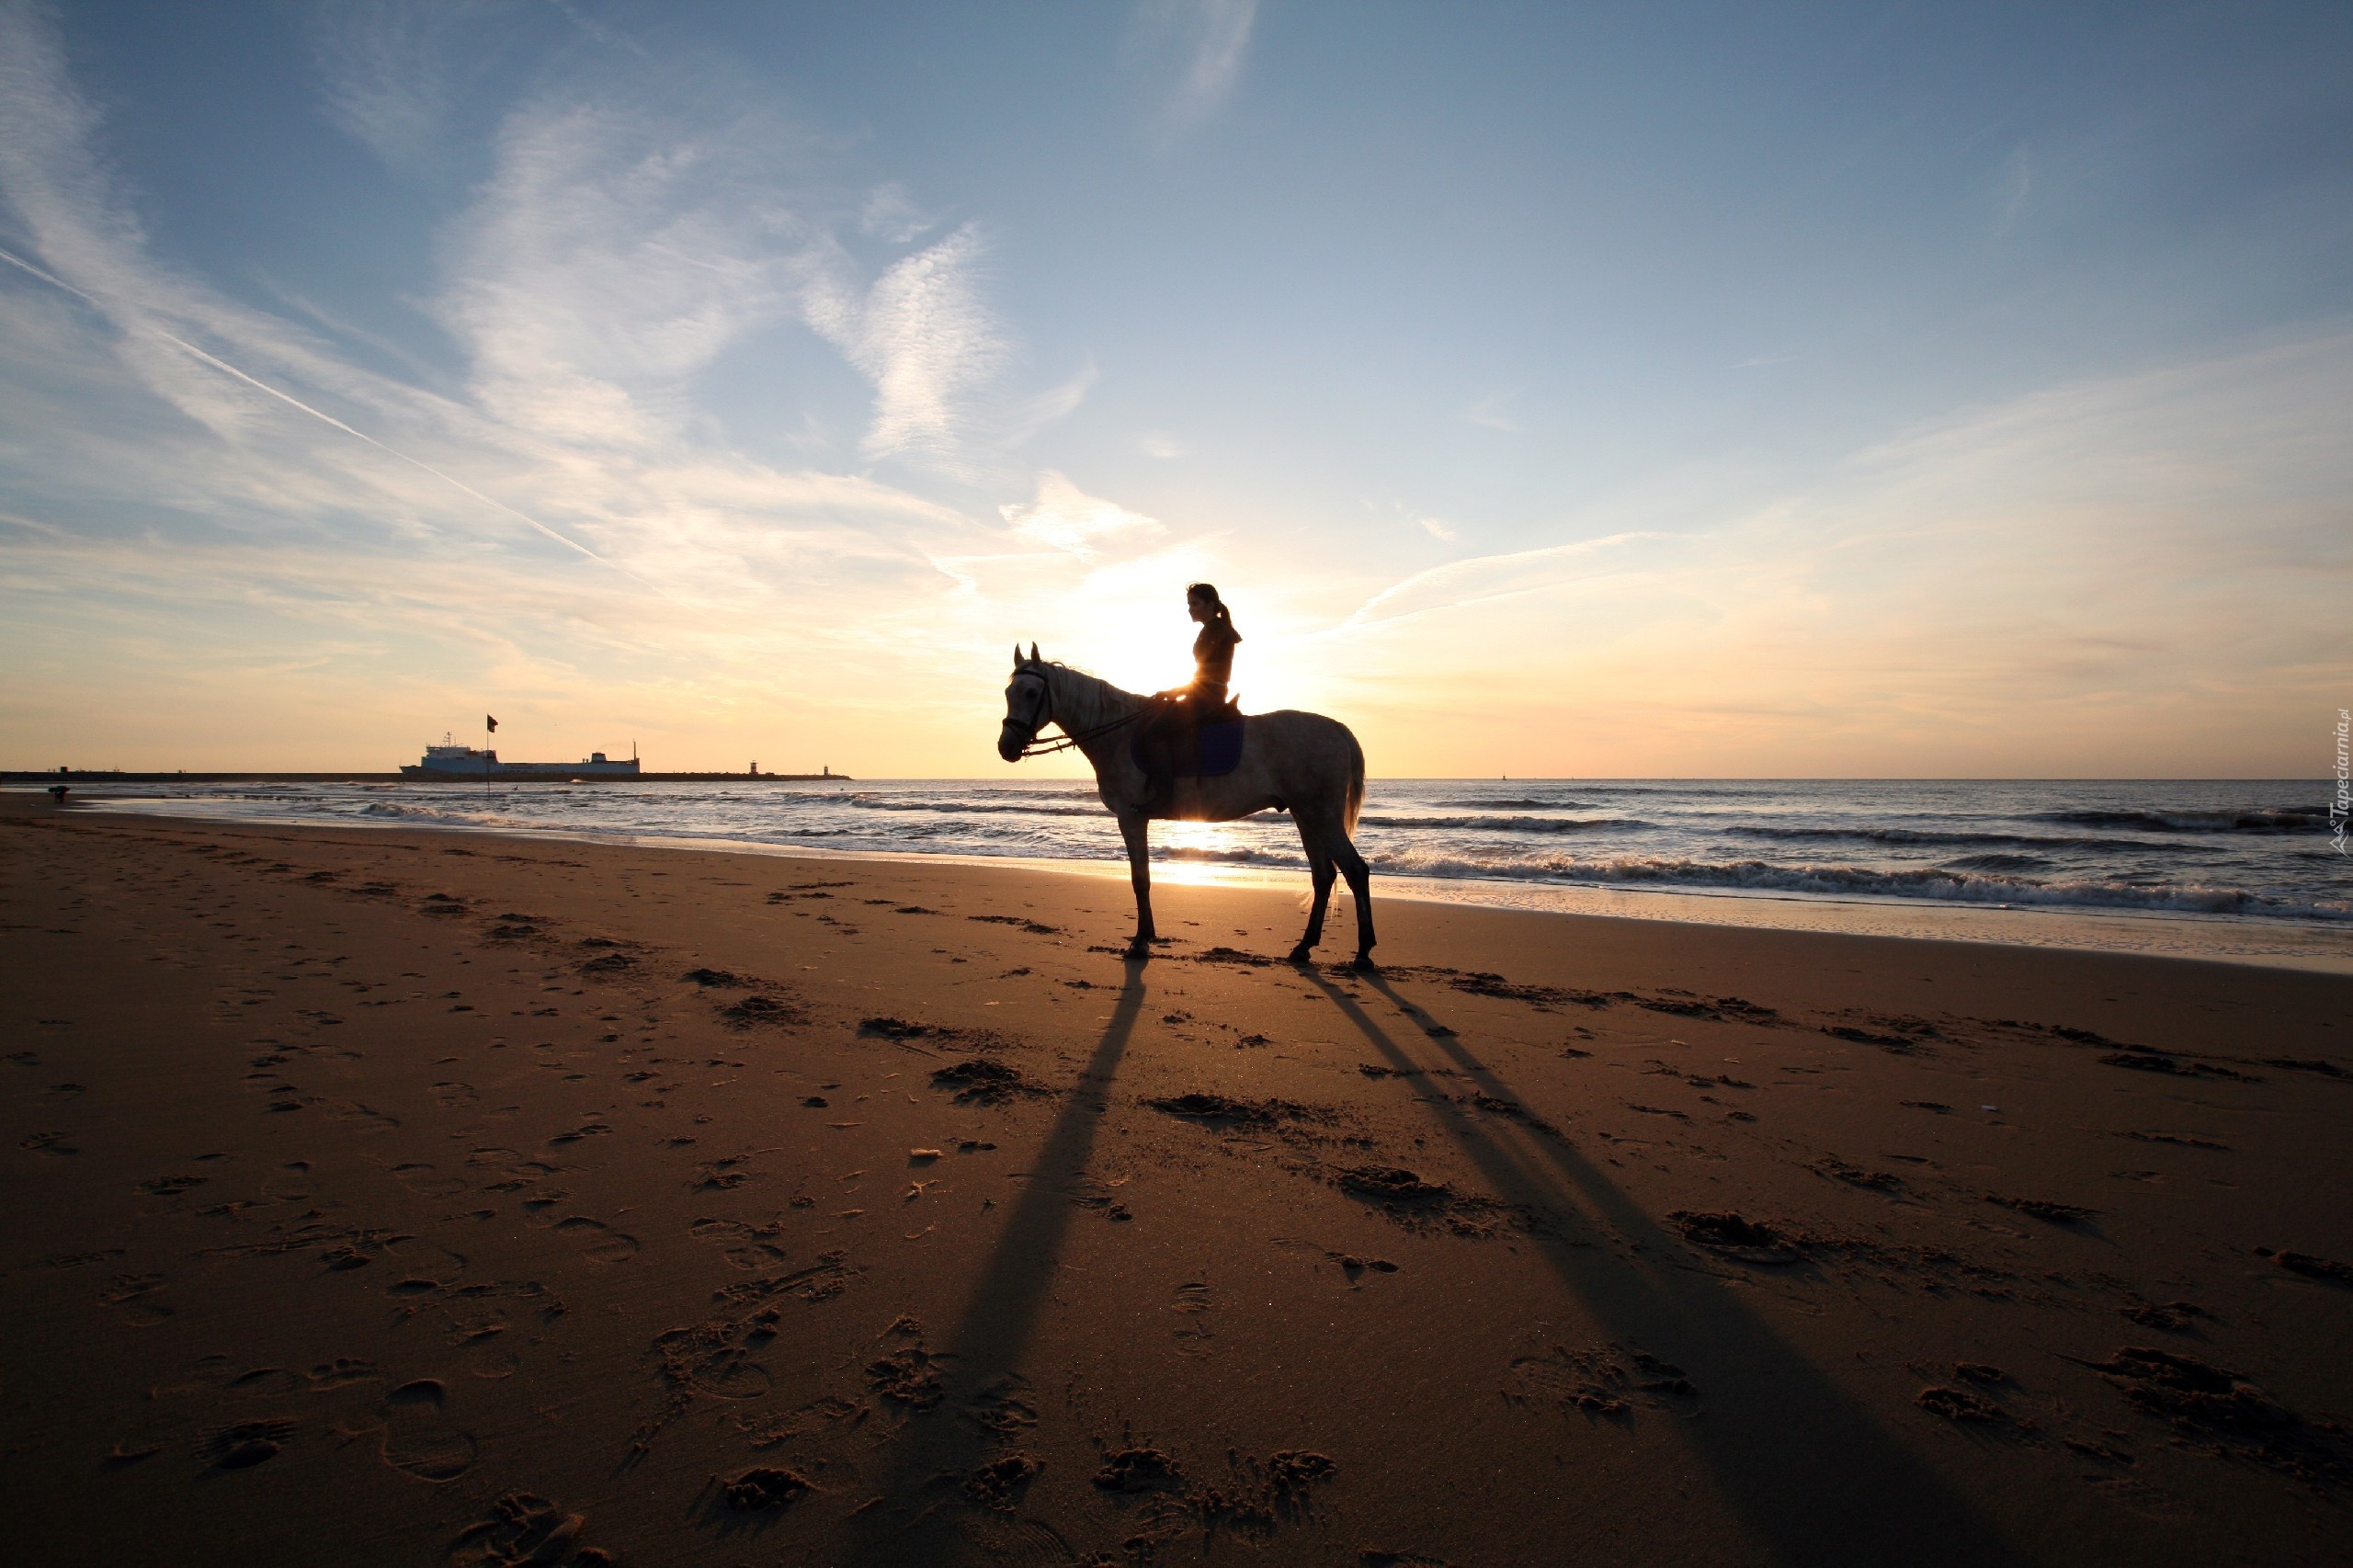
[1192,619,1240,697]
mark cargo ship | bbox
[402,740,641,779]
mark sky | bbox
[0,1,2347,778]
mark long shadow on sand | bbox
[842,961,1151,1565]
[1302,967,2030,1568]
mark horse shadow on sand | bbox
[1306,967,2031,1568]
[837,963,1151,1565]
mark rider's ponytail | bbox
[1188,582,1238,638]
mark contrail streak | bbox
[0,243,664,593]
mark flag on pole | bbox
[486,715,498,733]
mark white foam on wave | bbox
[1363,846,2351,921]
[1358,813,1650,834]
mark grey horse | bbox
[996,644,1376,967]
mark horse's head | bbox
[999,642,1047,762]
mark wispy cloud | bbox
[0,5,483,447]
[439,97,806,450]
[1460,392,1520,432]
[309,0,493,178]
[1995,144,2034,233]
[1175,0,1256,118]
[543,0,645,58]
[1128,0,1257,133]
[435,87,1031,474]
[803,221,1011,469]
[999,471,1165,559]
[995,360,1097,449]
[0,243,639,581]
[1338,530,1662,629]
[858,181,942,244]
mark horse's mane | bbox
[1020,657,1142,730]
[1024,656,1125,692]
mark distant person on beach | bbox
[1136,583,1242,815]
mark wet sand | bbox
[5,791,2349,1565]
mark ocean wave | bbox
[1155,845,1306,866]
[2031,806,2327,834]
[1939,852,2051,872]
[1359,849,2351,921]
[1428,786,1723,804]
[1359,813,1650,835]
[355,801,506,826]
[1726,824,2178,853]
[846,796,1103,819]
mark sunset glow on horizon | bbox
[2,4,2346,778]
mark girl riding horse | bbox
[1136,583,1241,815]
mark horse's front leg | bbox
[1119,812,1156,958]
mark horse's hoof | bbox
[1287,945,1314,964]
[1347,954,1380,973]
[1124,942,1154,961]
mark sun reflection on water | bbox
[1148,818,1252,884]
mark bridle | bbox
[1006,665,1144,759]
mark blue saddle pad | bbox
[1192,718,1245,777]
[1131,717,1246,778]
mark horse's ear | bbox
[1028,642,1040,664]
[1011,643,1022,669]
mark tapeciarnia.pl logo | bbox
[2333,708,2349,856]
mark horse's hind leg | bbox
[1289,810,1346,960]
[1335,835,1376,969]
[1292,851,1336,964]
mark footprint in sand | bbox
[100,1272,172,1326]
[380,1379,477,1482]
[389,1162,469,1198]
[264,1161,314,1200]
[305,1358,381,1391]
[962,1375,1039,1435]
[552,1216,640,1266]
[223,1367,302,1398]
[1171,1280,1214,1357]
[327,1101,401,1135]
[206,1418,297,1471]
[460,1342,521,1380]
[686,1217,788,1270]
[450,1494,597,1567]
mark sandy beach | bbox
[5,790,2349,1566]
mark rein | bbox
[1012,668,1145,758]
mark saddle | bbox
[1131,698,1246,779]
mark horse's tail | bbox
[1344,726,1365,837]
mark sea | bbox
[84,778,2351,970]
